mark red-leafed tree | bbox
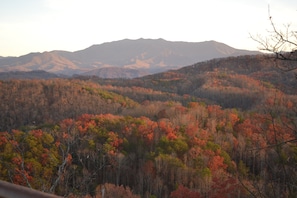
[210,175,244,198]
[170,185,201,198]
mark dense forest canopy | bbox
[0,53,297,197]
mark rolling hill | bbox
[79,54,297,110]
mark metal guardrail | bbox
[0,180,61,198]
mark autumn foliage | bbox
[0,78,296,198]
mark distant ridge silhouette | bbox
[0,38,260,78]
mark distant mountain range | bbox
[0,38,260,78]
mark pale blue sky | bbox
[0,0,296,56]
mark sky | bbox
[0,0,297,57]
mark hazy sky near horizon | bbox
[1,0,296,56]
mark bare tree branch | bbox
[250,5,297,73]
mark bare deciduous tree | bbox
[251,6,297,73]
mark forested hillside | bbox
[0,79,137,131]
[0,53,297,197]
[80,55,297,110]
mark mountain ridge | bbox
[0,38,260,78]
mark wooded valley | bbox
[0,54,296,198]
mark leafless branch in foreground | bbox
[250,6,297,73]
